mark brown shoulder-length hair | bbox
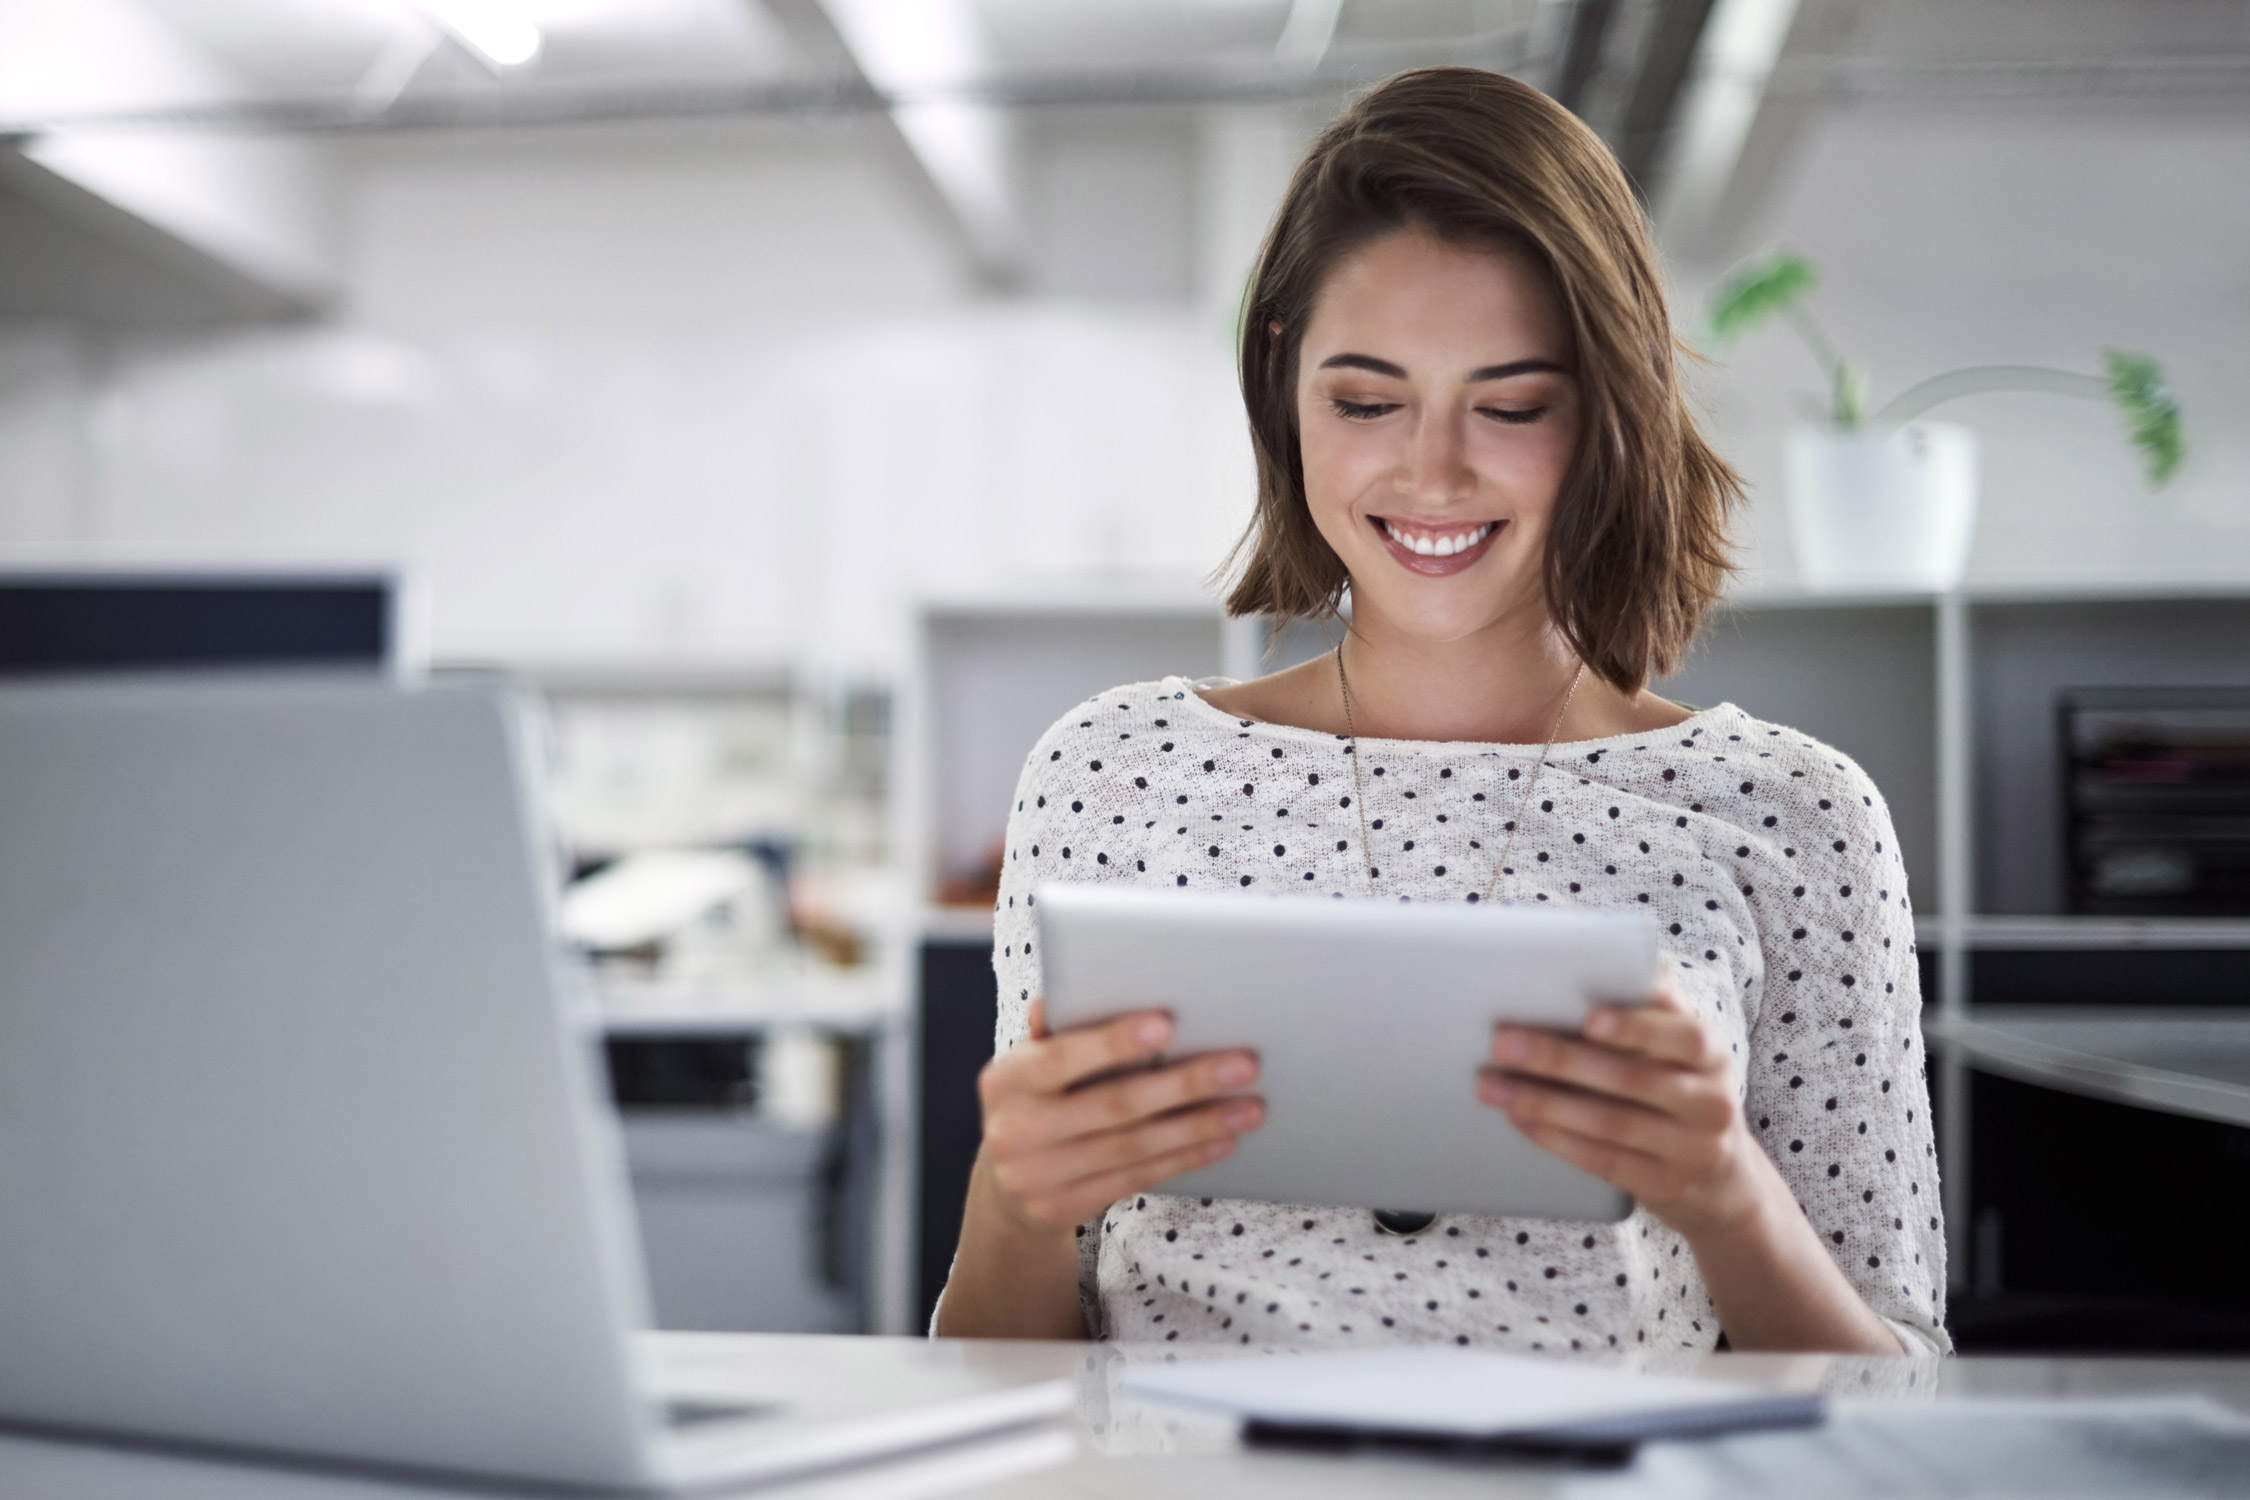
[1223,67,1739,692]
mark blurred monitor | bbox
[0,572,395,678]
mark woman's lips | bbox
[1374,517,1503,576]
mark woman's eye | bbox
[1331,399,1398,421]
[1480,406,1548,425]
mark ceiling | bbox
[2,0,2244,321]
[135,0,810,95]
[0,1,2239,128]
[12,1,1551,121]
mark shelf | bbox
[1963,916,2250,950]
[594,970,901,1034]
[914,911,2250,953]
[1725,583,2250,609]
[1929,1009,2250,1130]
[917,578,1226,618]
[920,905,997,942]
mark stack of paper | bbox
[1122,1348,1822,1457]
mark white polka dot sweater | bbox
[987,676,1949,1357]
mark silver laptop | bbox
[0,677,1070,1491]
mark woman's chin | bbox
[1348,583,1541,646]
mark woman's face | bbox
[1294,227,1580,646]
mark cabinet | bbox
[907,587,2250,1346]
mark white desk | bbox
[4,1334,2249,1498]
[1929,1009,2250,1130]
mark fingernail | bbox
[1137,1016,1170,1047]
[1483,1074,1516,1105]
[1586,1010,1618,1042]
[1215,1055,1255,1087]
[1224,1100,1263,1130]
[1492,1030,1530,1063]
[1204,1138,1236,1160]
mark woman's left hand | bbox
[1477,976,1777,1241]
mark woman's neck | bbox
[1338,610,1584,744]
[1199,603,1693,745]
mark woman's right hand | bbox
[975,998,1264,1231]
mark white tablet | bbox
[1035,884,1660,1223]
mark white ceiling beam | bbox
[762,0,1027,290]
[1654,0,1865,263]
[0,0,339,319]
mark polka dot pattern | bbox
[988,677,1948,1355]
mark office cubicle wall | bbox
[908,596,1229,1327]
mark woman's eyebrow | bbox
[1468,357,1568,381]
[1315,353,1568,381]
[1318,353,1408,377]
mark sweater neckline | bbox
[1166,674,1740,757]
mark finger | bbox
[1478,1070,1695,1159]
[1509,1118,1666,1202]
[1017,1049,1260,1147]
[1027,995,1050,1040]
[1648,973,1691,1014]
[987,1009,1172,1100]
[1489,1026,1697,1111]
[1019,1136,1242,1230]
[993,1096,1263,1198]
[1582,1003,1726,1072]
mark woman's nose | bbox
[1399,409,1473,507]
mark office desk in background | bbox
[3,1335,2247,1499]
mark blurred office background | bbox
[3,0,2248,1350]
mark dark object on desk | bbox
[2063,688,2250,915]
[1245,1392,1825,1469]
[1958,1069,2250,1352]
[1245,1419,1633,1468]
[0,573,392,677]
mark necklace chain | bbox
[1335,646,1584,903]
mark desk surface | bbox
[5,1334,2249,1499]
[1931,1009,2250,1130]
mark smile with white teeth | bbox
[1380,519,1497,557]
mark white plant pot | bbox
[1784,421,1978,592]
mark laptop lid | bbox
[0,677,657,1487]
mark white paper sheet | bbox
[1121,1347,1786,1437]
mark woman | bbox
[935,68,1947,1357]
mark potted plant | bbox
[1706,250,2185,592]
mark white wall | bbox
[1679,100,2250,591]
[9,76,2244,672]
[0,329,81,551]
[0,112,1266,671]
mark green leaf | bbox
[2103,349,2185,487]
[1707,251,1818,345]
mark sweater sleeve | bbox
[1740,749,1951,1354]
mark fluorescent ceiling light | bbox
[415,0,542,67]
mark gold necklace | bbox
[1335,646,1584,903]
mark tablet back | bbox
[1037,884,1657,1222]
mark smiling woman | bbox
[934,68,1948,1363]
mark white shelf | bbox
[595,969,902,1034]
[1725,582,2250,609]
[1962,916,2250,950]
[920,905,997,942]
